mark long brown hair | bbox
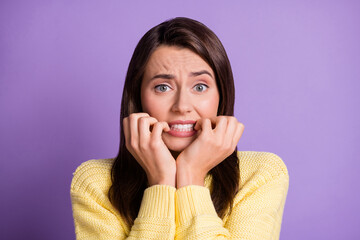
[109,17,240,227]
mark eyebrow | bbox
[150,74,175,80]
[150,70,214,81]
[190,70,214,79]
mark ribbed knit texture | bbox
[70,151,289,239]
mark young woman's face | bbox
[141,45,220,153]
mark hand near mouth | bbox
[175,116,245,188]
[123,113,176,187]
[123,113,244,189]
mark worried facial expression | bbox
[140,45,220,153]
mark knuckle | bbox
[160,122,168,129]
[130,138,138,149]
[129,113,137,122]
[216,118,224,125]
[218,116,227,121]
[153,122,161,127]
[149,140,160,150]
[230,116,238,123]
[139,117,147,125]
[139,141,148,151]
[123,118,129,127]
[125,141,131,150]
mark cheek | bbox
[196,95,219,117]
[141,93,167,119]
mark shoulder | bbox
[70,158,115,196]
[237,151,289,189]
[222,152,289,226]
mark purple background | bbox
[1,1,359,239]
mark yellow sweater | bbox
[70,151,289,239]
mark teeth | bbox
[171,124,194,132]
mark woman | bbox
[71,17,289,239]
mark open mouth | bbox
[170,123,194,132]
[167,121,197,137]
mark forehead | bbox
[144,45,214,75]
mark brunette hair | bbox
[109,17,240,227]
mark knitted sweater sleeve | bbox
[174,152,289,240]
[70,159,176,240]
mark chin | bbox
[162,134,195,152]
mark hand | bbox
[176,116,244,188]
[123,113,176,187]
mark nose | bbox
[171,88,192,114]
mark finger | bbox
[194,118,212,135]
[202,118,213,132]
[123,117,139,159]
[126,113,151,154]
[223,117,238,147]
[224,117,238,137]
[138,116,158,138]
[129,113,150,140]
[232,122,245,147]
[129,112,150,119]
[194,118,208,131]
[123,117,130,142]
[151,122,170,140]
[213,116,228,134]
[162,122,170,132]
[134,116,156,153]
[194,119,201,131]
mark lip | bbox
[167,120,197,138]
[168,120,196,126]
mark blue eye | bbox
[193,84,208,92]
[154,84,171,92]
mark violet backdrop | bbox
[1,0,359,239]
